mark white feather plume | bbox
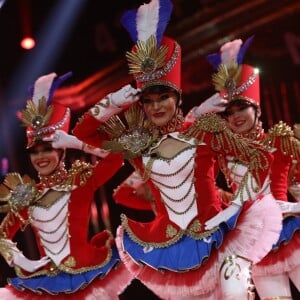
[32,72,57,106]
[136,0,160,42]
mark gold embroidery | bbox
[126,35,168,75]
[121,214,184,248]
[14,246,113,278]
[188,219,202,233]
[64,256,76,268]
[99,103,159,159]
[263,121,300,160]
[166,224,178,238]
[90,96,110,117]
[67,160,93,186]
[39,165,68,189]
[19,97,54,129]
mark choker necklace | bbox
[240,122,264,141]
[157,109,185,135]
[39,164,68,189]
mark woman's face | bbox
[141,90,178,127]
[225,103,259,134]
[29,143,61,176]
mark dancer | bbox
[0,73,132,299]
[73,1,282,299]
[198,37,300,300]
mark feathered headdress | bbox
[18,72,72,148]
[207,36,260,105]
[121,0,181,93]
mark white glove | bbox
[110,84,141,107]
[191,93,228,117]
[276,200,300,213]
[43,130,80,149]
[0,238,50,272]
[12,252,50,272]
[90,84,141,122]
[43,130,110,158]
[205,204,240,230]
[227,160,248,186]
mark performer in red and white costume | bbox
[0,73,132,299]
[198,37,300,300]
[73,1,282,299]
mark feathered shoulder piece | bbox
[121,0,173,76]
[67,160,93,187]
[98,103,160,160]
[262,121,300,160]
[0,173,39,214]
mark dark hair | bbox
[221,98,258,118]
[140,85,181,105]
[27,141,64,158]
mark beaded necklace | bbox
[38,164,68,189]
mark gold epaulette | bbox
[180,113,227,143]
[262,121,300,160]
[181,113,270,189]
[67,160,93,187]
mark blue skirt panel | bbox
[273,215,300,248]
[122,210,240,271]
[8,246,120,295]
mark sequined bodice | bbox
[30,193,71,266]
[143,144,197,229]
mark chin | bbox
[152,118,169,127]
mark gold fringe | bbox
[262,121,300,160]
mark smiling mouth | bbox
[234,120,245,126]
[153,112,165,118]
[37,161,50,168]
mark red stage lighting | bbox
[20,36,35,50]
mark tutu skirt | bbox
[116,194,282,299]
[252,215,300,276]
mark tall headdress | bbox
[121,0,181,93]
[19,72,72,148]
[207,36,260,106]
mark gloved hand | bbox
[205,204,240,230]
[43,130,110,158]
[110,84,141,107]
[89,84,141,122]
[0,238,50,272]
[43,130,80,150]
[192,93,228,117]
[276,200,300,214]
[12,252,50,272]
[227,159,248,186]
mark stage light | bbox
[20,36,35,50]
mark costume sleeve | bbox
[72,113,108,149]
[262,121,300,200]
[0,210,28,240]
[70,152,123,190]
[262,121,300,162]
[113,171,153,210]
